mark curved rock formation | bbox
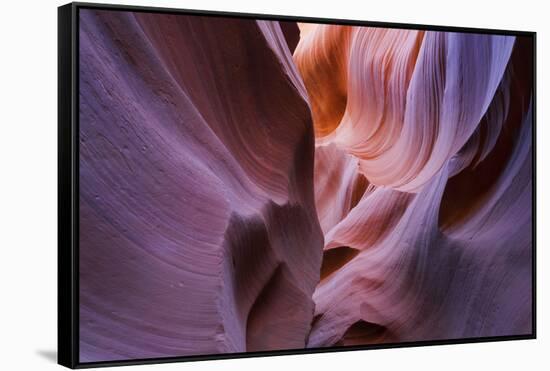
[79,9,323,362]
[297,26,533,347]
[78,9,533,363]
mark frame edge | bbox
[63,2,537,368]
[58,2,78,369]
[71,1,535,35]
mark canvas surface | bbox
[78,7,534,363]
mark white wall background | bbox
[0,0,547,369]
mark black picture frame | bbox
[58,2,537,369]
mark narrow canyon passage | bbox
[78,9,533,362]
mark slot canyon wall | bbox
[78,8,533,362]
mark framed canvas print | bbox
[58,2,536,368]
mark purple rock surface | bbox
[78,9,533,362]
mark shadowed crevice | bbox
[246,264,312,352]
[336,320,393,346]
[320,246,360,280]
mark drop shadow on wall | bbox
[36,350,57,363]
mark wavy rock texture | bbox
[79,10,321,362]
[79,9,533,363]
[296,26,533,346]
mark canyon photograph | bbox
[77,8,534,362]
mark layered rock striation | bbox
[79,10,533,362]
